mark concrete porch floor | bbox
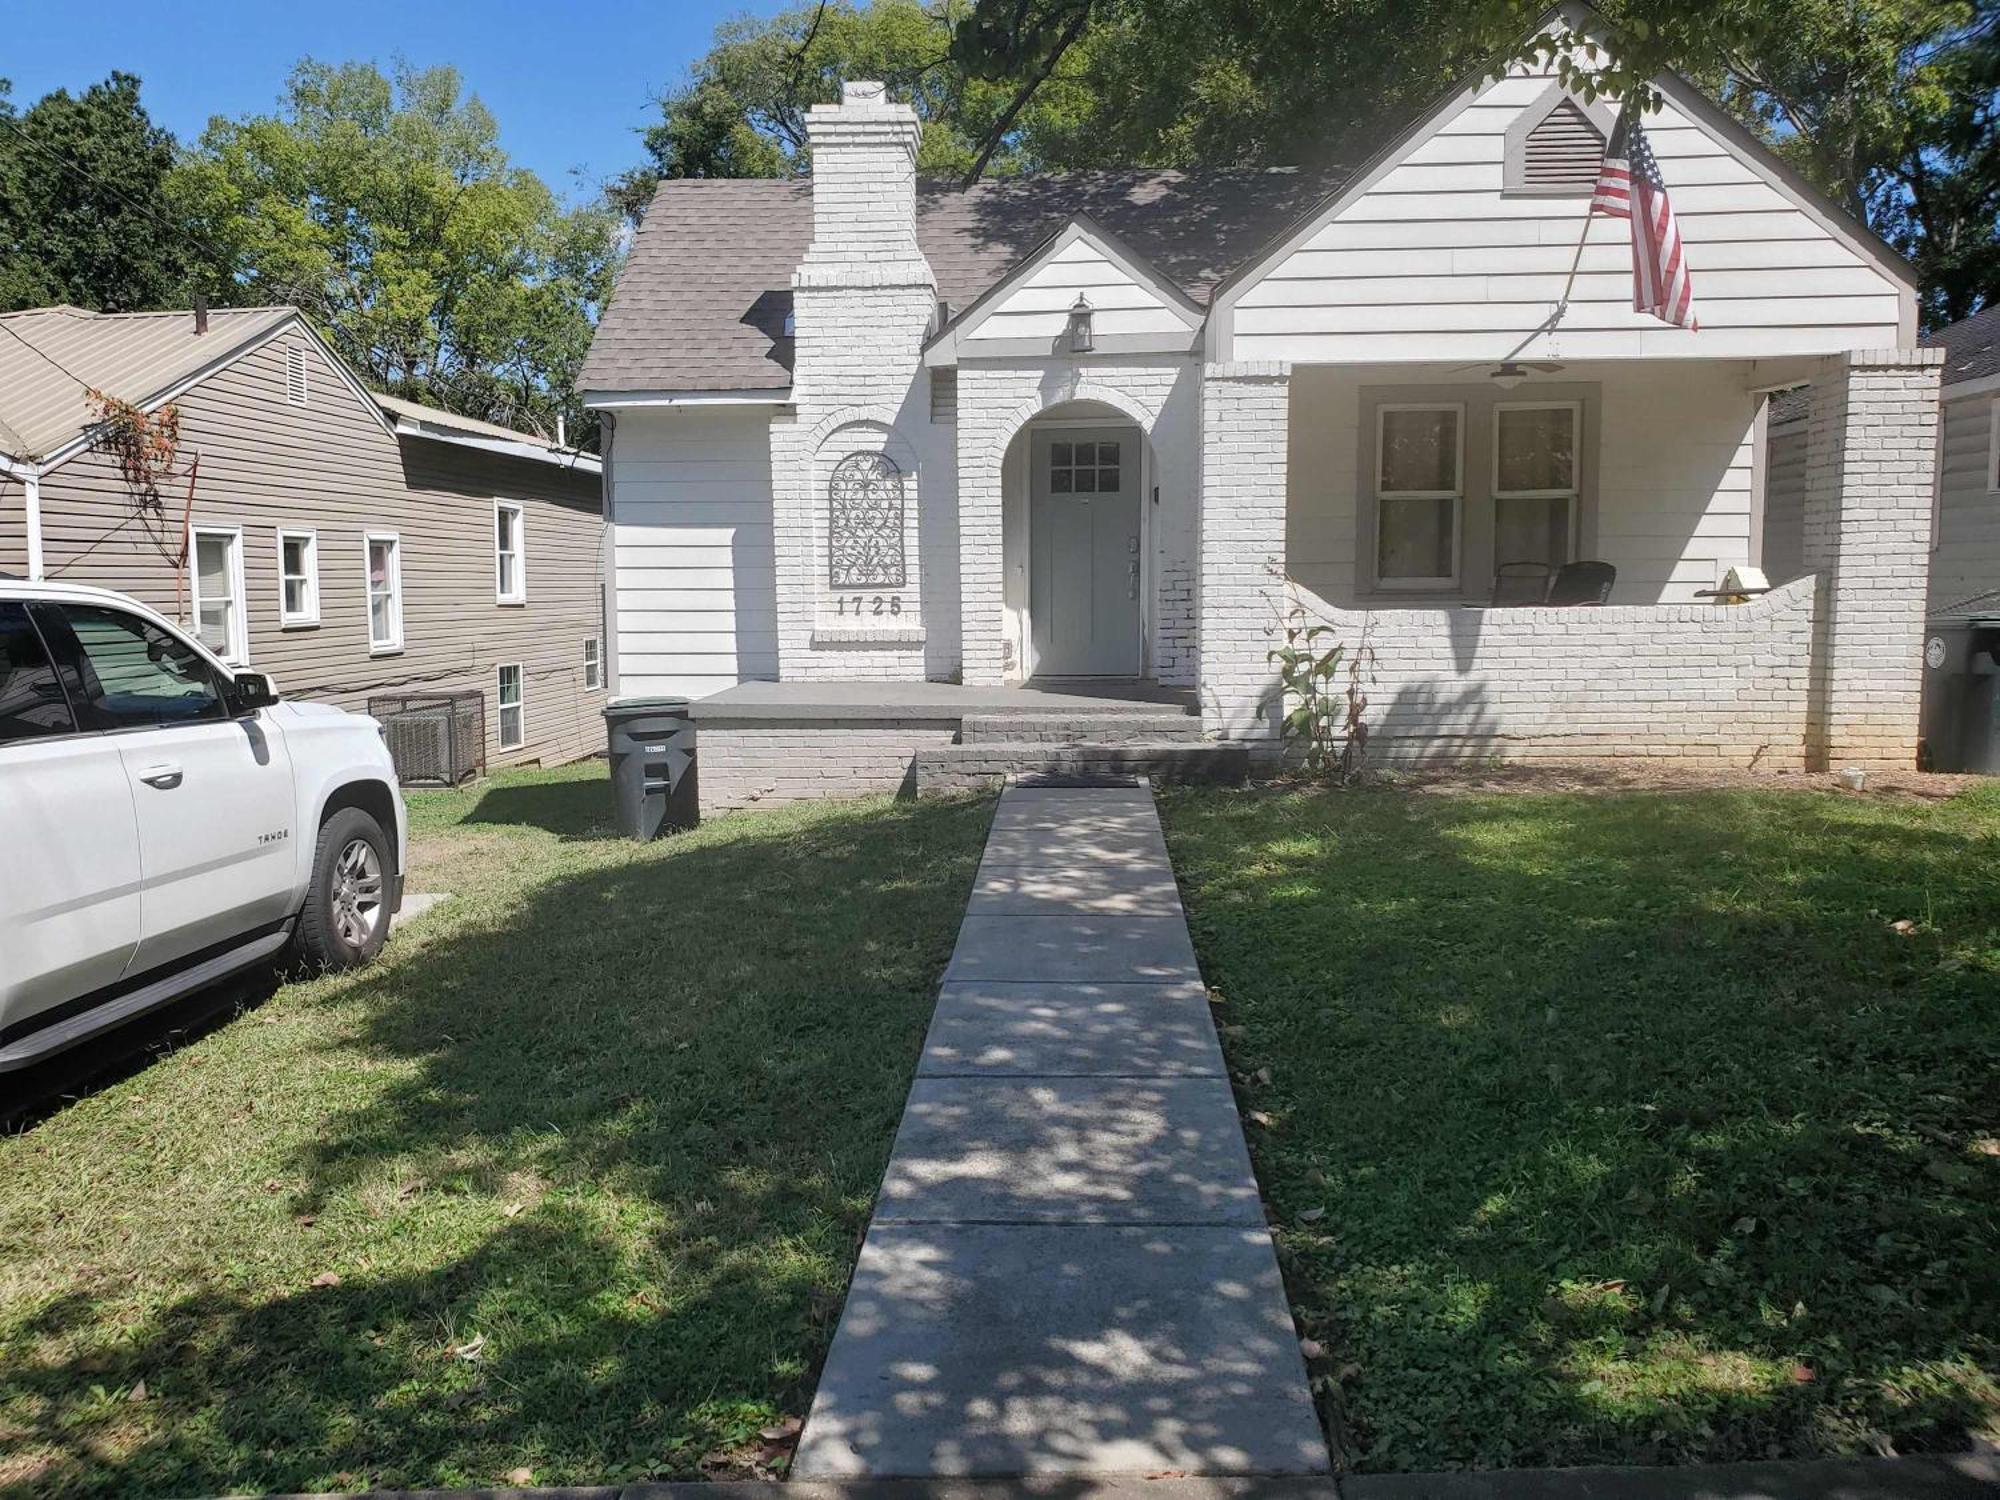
[685,680,1196,723]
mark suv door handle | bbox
[136,762,184,789]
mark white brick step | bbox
[915,741,1248,795]
[958,712,1204,745]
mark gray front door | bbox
[1029,426,1142,677]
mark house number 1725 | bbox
[835,595,903,617]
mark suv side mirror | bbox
[229,670,280,714]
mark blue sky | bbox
[7,0,792,203]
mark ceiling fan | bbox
[1449,358,1567,389]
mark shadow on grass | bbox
[1161,782,2000,1473]
[2,794,993,1499]
[455,770,616,840]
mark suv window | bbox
[0,602,76,743]
[46,603,228,729]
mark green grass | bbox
[1159,779,2000,1473]
[0,764,992,1498]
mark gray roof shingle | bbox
[579,168,1348,395]
[1924,303,2000,388]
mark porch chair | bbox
[1547,560,1617,606]
[1490,561,1553,605]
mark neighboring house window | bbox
[497,663,524,749]
[278,529,320,626]
[190,525,248,665]
[495,501,526,602]
[1375,404,1463,588]
[1050,439,1121,494]
[286,346,310,405]
[365,532,403,652]
[1492,403,1581,570]
[583,637,602,690]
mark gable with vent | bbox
[1503,84,1614,195]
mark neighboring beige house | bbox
[0,304,606,775]
[1917,306,2000,615]
[582,1,1941,809]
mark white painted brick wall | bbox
[1802,348,1944,769]
[698,719,959,811]
[1290,577,1818,763]
[1199,363,1292,735]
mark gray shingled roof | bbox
[0,304,299,461]
[579,168,1347,395]
[1924,303,2000,389]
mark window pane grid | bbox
[1049,439,1122,496]
[497,663,523,748]
[367,536,401,649]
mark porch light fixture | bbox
[1066,294,1095,354]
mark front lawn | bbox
[0,765,991,1498]
[1160,779,2000,1473]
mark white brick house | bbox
[581,4,1941,806]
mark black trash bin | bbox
[1919,615,2000,773]
[604,698,698,839]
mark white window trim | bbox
[583,637,602,690]
[1492,401,1583,562]
[276,527,320,627]
[188,524,249,666]
[364,530,404,655]
[494,499,527,604]
[1374,402,1465,591]
[497,662,525,750]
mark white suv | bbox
[0,579,407,1073]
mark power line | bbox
[0,315,97,395]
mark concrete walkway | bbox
[795,785,1330,1480]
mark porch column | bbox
[1198,361,1291,739]
[1801,347,1944,770]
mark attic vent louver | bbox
[285,346,310,406]
[1522,99,1605,190]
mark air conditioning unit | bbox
[366,690,486,786]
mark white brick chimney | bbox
[802,81,924,263]
[772,80,944,683]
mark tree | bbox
[0,71,193,312]
[173,60,619,442]
[609,0,1096,221]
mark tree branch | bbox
[959,3,1090,187]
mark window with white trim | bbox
[365,532,403,652]
[190,525,248,665]
[494,500,526,602]
[497,663,524,749]
[1492,403,1581,570]
[583,637,602,690]
[1375,405,1463,588]
[285,346,310,405]
[278,529,319,626]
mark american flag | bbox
[1590,110,1698,330]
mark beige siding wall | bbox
[1229,65,1906,364]
[32,333,606,770]
[1929,392,2000,612]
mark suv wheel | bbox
[297,807,392,969]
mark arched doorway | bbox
[1007,402,1149,682]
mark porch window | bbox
[1050,439,1121,495]
[1493,403,1580,570]
[1375,405,1462,587]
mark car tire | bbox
[296,807,393,970]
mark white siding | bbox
[610,407,779,698]
[1230,68,1906,364]
[963,236,1189,344]
[1287,360,1759,606]
[1929,392,2000,612]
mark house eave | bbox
[582,388,793,410]
[390,419,603,473]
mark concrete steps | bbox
[916,740,1248,794]
[958,710,1203,745]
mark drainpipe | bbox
[24,469,43,580]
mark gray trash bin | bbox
[604,697,698,839]
[1919,615,2000,773]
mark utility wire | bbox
[0,316,97,395]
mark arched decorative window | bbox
[827,451,907,589]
